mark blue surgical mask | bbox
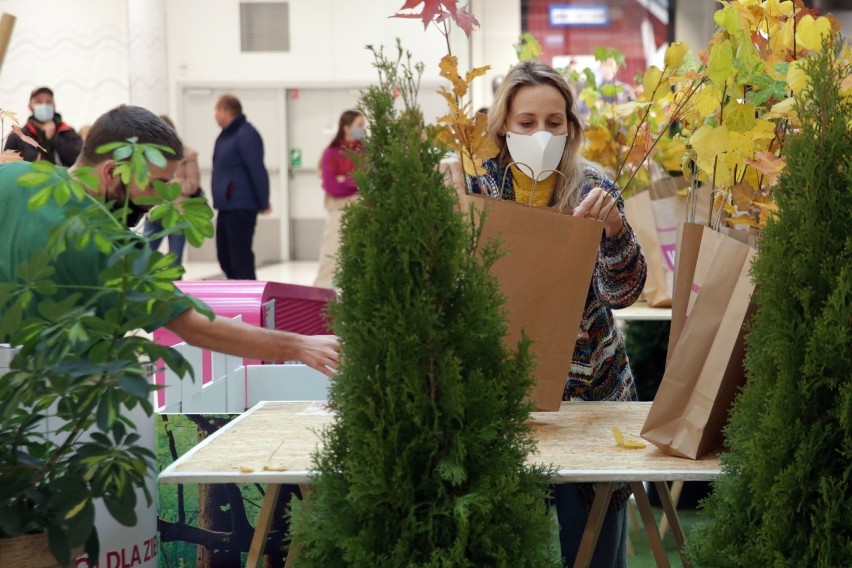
[33,103,55,123]
[351,126,367,141]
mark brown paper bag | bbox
[666,222,705,363]
[641,227,756,458]
[460,193,602,411]
[624,192,671,307]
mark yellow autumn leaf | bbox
[612,427,646,449]
[691,124,729,179]
[641,66,667,103]
[239,466,255,473]
[439,55,468,98]
[707,39,734,87]
[763,96,797,120]
[656,137,687,172]
[713,4,739,35]
[796,15,832,52]
[740,164,761,189]
[756,200,779,227]
[689,86,724,124]
[745,151,786,187]
[763,0,794,18]
[724,101,757,133]
[614,101,650,119]
[726,131,758,172]
[730,181,755,211]
[787,60,809,96]
[465,65,490,86]
[664,41,689,70]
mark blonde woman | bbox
[463,61,647,568]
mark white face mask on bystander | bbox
[33,103,55,123]
[505,130,567,181]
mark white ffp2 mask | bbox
[505,130,567,181]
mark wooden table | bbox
[160,401,719,568]
[613,300,672,321]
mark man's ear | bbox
[95,159,121,198]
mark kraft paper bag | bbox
[666,222,706,363]
[459,193,602,411]
[641,227,757,459]
[624,192,670,307]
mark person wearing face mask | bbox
[3,86,83,166]
[313,109,366,288]
[445,61,646,568]
[0,104,340,378]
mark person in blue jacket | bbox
[211,94,270,280]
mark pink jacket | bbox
[320,142,361,199]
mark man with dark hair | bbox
[212,94,269,280]
[3,86,83,166]
[0,104,339,376]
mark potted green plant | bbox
[0,137,214,566]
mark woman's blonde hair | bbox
[487,61,585,212]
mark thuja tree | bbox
[289,44,557,567]
[687,39,852,567]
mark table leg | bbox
[629,482,670,568]
[657,480,683,540]
[573,482,614,568]
[653,481,691,568]
[283,485,310,568]
[246,483,282,568]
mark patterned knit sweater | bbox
[467,159,647,512]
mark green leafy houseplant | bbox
[685,38,852,567]
[0,139,214,566]
[288,40,557,567]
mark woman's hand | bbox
[572,187,623,237]
[439,157,466,197]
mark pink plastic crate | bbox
[152,280,334,406]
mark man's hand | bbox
[41,121,56,139]
[261,205,272,215]
[294,334,340,378]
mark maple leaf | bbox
[12,124,46,152]
[515,33,542,62]
[730,181,755,211]
[0,108,19,123]
[392,0,478,36]
[392,0,444,30]
[453,6,479,37]
[745,151,786,187]
[0,150,23,164]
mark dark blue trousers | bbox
[216,209,258,280]
[553,483,628,568]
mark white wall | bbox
[470,0,521,110]
[164,0,471,128]
[0,0,135,130]
[0,0,473,136]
